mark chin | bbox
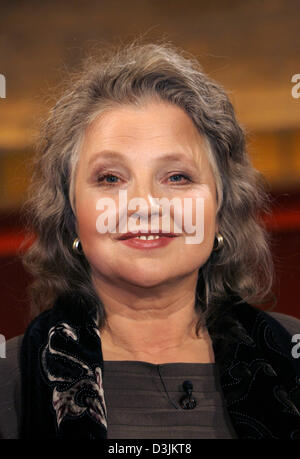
[118,270,172,289]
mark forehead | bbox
[80,100,207,166]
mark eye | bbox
[168,173,191,184]
[97,173,120,186]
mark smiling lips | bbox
[118,232,179,249]
[118,231,178,240]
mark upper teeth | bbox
[135,235,161,240]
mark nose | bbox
[123,179,162,230]
[129,195,160,225]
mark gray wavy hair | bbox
[22,41,275,335]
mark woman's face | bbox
[74,100,218,289]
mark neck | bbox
[93,271,210,362]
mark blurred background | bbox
[0,0,299,340]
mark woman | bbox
[1,42,300,440]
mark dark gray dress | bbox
[1,312,300,439]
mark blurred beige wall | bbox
[0,0,300,210]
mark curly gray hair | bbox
[22,41,275,335]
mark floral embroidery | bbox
[41,321,107,430]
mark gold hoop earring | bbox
[213,233,224,251]
[72,237,82,254]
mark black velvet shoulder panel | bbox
[20,293,107,439]
[210,301,300,439]
[19,293,300,439]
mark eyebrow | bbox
[88,150,198,168]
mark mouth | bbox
[117,232,179,241]
[117,231,179,250]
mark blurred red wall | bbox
[0,189,299,340]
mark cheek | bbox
[75,191,101,248]
[203,196,217,242]
[180,189,217,239]
[172,191,217,266]
[75,190,120,272]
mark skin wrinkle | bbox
[22,43,274,341]
[74,100,218,364]
[69,101,218,217]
